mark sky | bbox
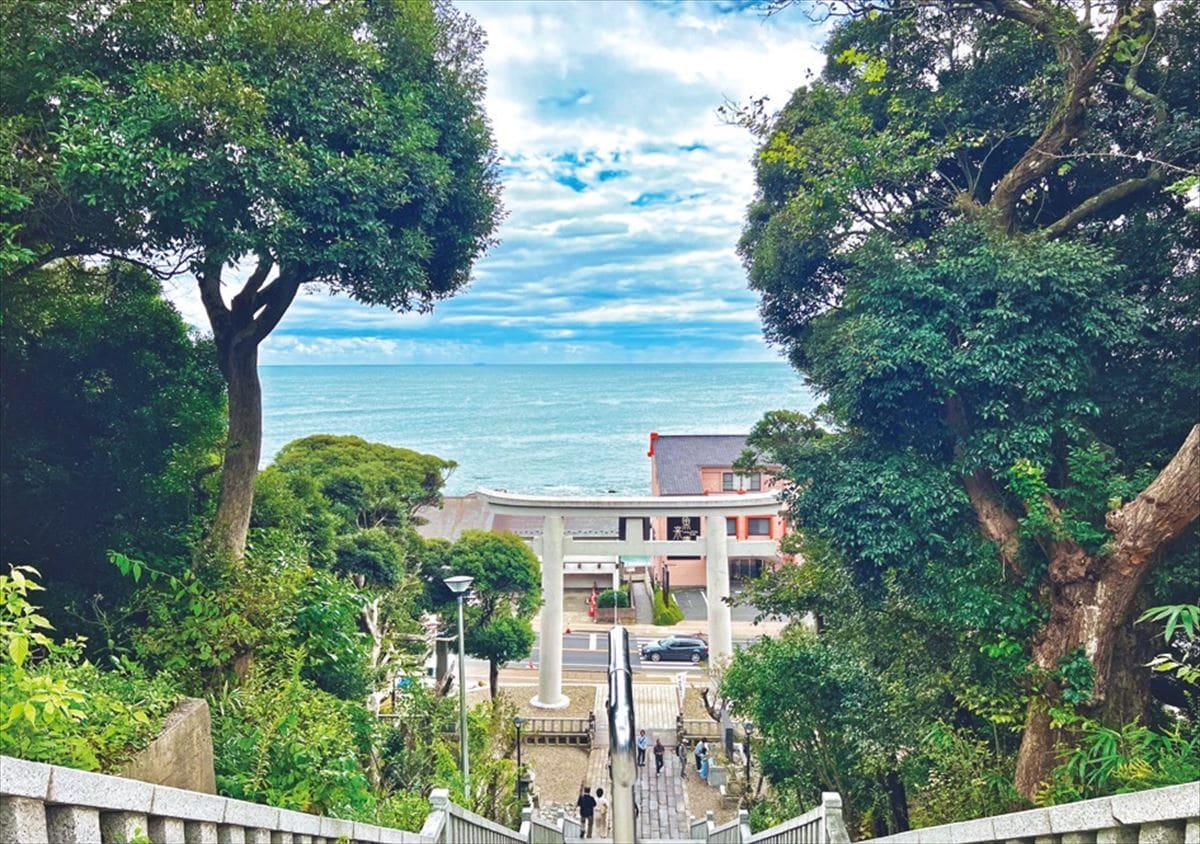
[165,0,828,364]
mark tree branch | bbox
[964,470,1024,575]
[197,258,230,340]
[986,0,1129,227]
[1042,173,1161,238]
[247,268,304,345]
[1106,423,1200,576]
[230,251,274,321]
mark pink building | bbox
[647,432,789,587]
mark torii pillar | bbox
[532,513,569,708]
[705,514,734,663]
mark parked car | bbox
[640,636,708,663]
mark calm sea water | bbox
[260,364,817,496]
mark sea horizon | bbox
[261,362,817,496]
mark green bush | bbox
[653,587,685,626]
[0,565,182,771]
[211,658,377,819]
[597,587,630,608]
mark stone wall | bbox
[119,698,216,794]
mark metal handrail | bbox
[607,625,637,844]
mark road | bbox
[507,631,761,674]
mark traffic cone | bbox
[565,626,571,635]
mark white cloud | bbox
[164,1,826,364]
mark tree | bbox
[253,435,456,703]
[735,0,1199,800]
[438,531,541,699]
[0,260,225,632]
[3,0,502,560]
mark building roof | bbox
[651,434,749,495]
[414,494,493,542]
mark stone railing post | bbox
[821,792,851,844]
[736,808,752,843]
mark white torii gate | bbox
[476,488,783,709]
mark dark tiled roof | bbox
[653,434,748,495]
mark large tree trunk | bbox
[197,255,301,564]
[489,658,500,700]
[1013,424,1200,799]
[209,340,262,562]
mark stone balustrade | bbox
[861,781,1199,844]
[0,755,514,844]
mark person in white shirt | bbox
[636,729,648,767]
[694,738,708,773]
[594,787,609,836]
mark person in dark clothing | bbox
[577,786,597,838]
[654,738,666,775]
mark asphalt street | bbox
[508,631,761,674]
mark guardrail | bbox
[678,716,723,740]
[521,714,595,747]
[0,755,529,844]
[745,793,850,844]
[859,781,1199,844]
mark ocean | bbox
[261,364,817,496]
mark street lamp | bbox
[743,721,754,799]
[514,715,525,770]
[513,715,527,800]
[444,574,474,802]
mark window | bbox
[722,472,734,491]
[748,518,771,536]
[748,473,762,491]
[726,518,737,536]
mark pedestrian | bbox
[694,738,708,773]
[595,787,609,837]
[654,738,665,775]
[576,786,597,839]
[677,737,689,780]
[636,729,647,767]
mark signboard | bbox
[676,672,688,713]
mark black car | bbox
[640,636,708,664]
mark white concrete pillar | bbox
[533,513,569,708]
[705,514,734,662]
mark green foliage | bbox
[0,260,225,635]
[1055,649,1096,707]
[0,565,181,771]
[730,0,1199,824]
[909,724,1019,829]
[211,657,376,818]
[5,0,503,301]
[1040,714,1200,805]
[272,436,456,535]
[653,587,685,626]
[334,528,406,589]
[597,587,630,609]
[435,530,541,695]
[284,571,371,701]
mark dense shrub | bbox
[0,261,225,636]
[0,566,182,771]
[597,587,630,609]
[653,587,685,626]
[211,659,376,818]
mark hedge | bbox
[653,587,685,626]
[597,587,630,609]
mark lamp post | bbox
[743,721,754,800]
[513,715,527,800]
[444,574,474,802]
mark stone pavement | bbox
[633,736,689,840]
[573,684,692,840]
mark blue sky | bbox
[165,1,826,364]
